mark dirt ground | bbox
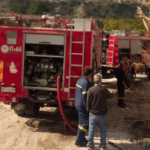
[0,75,149,150]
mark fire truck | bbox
[102,30,150,87]
[0,13,103,132]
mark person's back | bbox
[116,67,125,86]
[116,62,128,108]
[75,76,90,108]
[86,85,112,116]
[86,73,114,150]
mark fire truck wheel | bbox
[25,102,40,116]
[125,69,134,88]
[14,110,25,116]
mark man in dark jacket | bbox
[116,61,128,108]
[86,73,114,150]
[75,68,93,147]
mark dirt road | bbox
[0,75,148,150]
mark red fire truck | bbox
[102,30,150,87]
[0,13,103,132]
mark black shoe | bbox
[83,139,88,144]
[87,146,95,150]
[100,146,107,150]
[75,141,87,147]
[118,104,126,108]
[121,104,126,108]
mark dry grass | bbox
[123,86,150,138]
[125,88,150,103]
[31,21,43,27]
[132,103,150,121]
[125,86,150,137]
[136,6,150,33]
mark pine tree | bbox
[75,3,86,18]
[26,0,43,15]
[10,2,22,13]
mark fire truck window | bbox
[141,41,146,50]
[132,54,142,63]
[118,40,130,49]
[118,40,130,59]
[25,44,64,56]
[131,40,141,54]
[148,41,150,50]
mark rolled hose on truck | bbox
[57,75,77,133]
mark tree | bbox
[136,6,150,33]
[103,19,119,31]
[26,0,44,15]
[103,18,146,35]
[10,2,22,13]
[74,3,86,18]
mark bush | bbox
[10,2,23,13]
[26,0,44,15]
[103,18,147,35]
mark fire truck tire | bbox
[25,102,40,116]
[14,110,25,116]
[125,69,134,88]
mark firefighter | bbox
[75,68,93,147]
[116,61,128,108]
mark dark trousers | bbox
[75,106,89,143]
[117,83,125,106]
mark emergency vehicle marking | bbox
[9,62,18,74]
[76,84,82,89]
[9,46,21,52]
[82,91,87,94]
[1,45,9,53]
[78,125,87,132]
[0,61,3,82]
[1,45,21,53]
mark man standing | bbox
[75,68,93,147]
[86,73,114,150]
[116,61,128,108]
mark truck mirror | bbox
[96,20,103,29]
[105,34,109,48]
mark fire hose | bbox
[57,75,77,133]
[127,68,136,90]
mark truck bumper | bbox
[0,97,19,103]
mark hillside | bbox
[0,0,148,34]
[0,0,149,19]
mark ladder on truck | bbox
[68,19,86,100]
[107,36,115,66]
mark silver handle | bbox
[38,41,51,44]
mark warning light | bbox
[50,76,54,80]
[145,33,150,37]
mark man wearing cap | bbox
[75,68,93,147]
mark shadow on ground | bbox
[25,107,78,136]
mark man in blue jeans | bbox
[86,73,114,150]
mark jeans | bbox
[87,113,107,148]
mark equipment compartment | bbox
[25,34,64,45]
[23,33,65,90]
[25,44,64,56]
[24,57,63,88]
